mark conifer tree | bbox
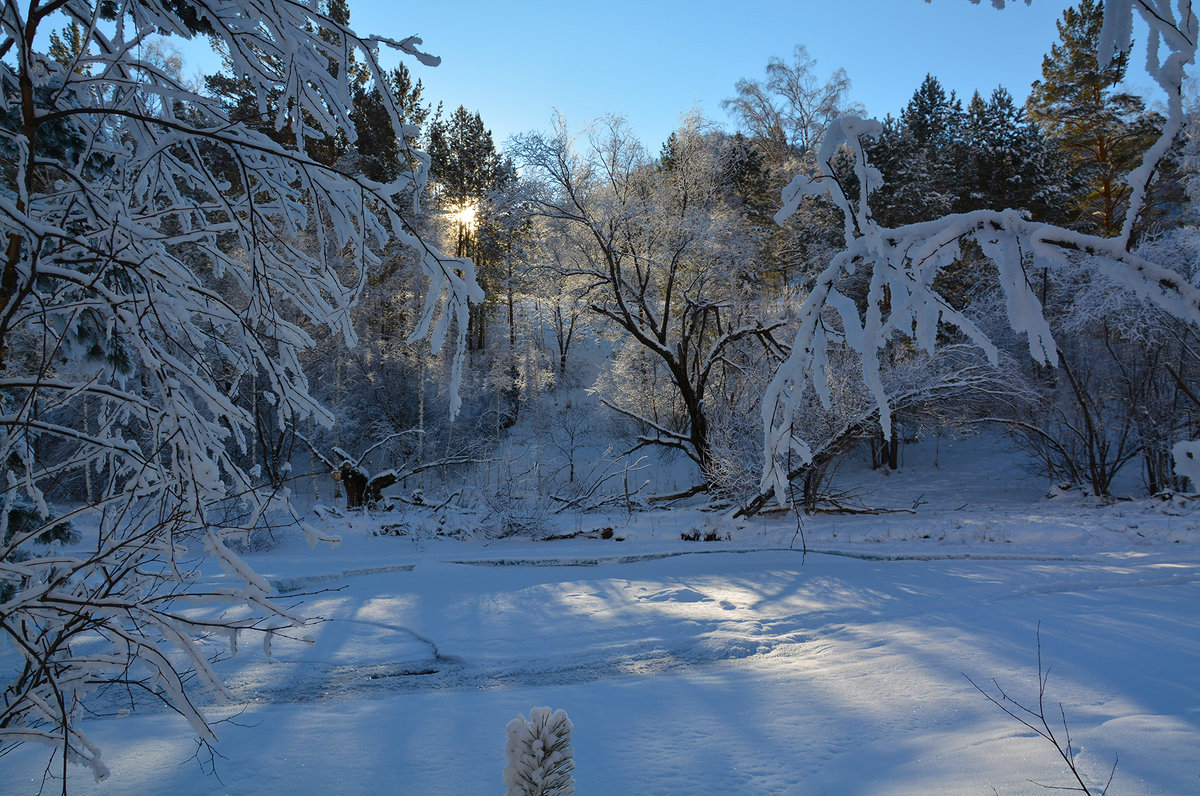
[867,76,965,226]
[963,87,1067,220]
[351,64,431,183]
[47,21,89,75]
[1027,0,1160,237]
[902,74,963,151]
[428,106,516,351]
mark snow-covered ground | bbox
[6,437,1199,794]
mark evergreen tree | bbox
[963,87,1067,220]
[350,64,431,183]
[867,77,1066,227]
[428,106,512,208]
[428,106,516,351]
[48,21,89,75]
[659,131,680,171]
[1027,0,1160,237]
[866,77,967,227]
[716,132,771,218]
[902,74,963,151]
[867,114,951,226]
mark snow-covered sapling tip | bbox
[504,707,575,796]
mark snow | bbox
[5,435,1198,794]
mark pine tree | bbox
[47,21,89,75]
[868,77,1065,226]
[1027,0,1160,237]
[716,132,771,218]
[963,87,1067,220]
[350,64,431,183]
[902,74,963,151]
[867,114,950,226]
[427,106,516,351]
[866,76,968,227]
[428,106,512,208]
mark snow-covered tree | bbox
[514,114,787,490]
[762,0,1200,501]
[0,0,479,781]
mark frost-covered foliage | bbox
[764,1,1200,501]
[514,114,786,484]
[504,706,575,796]
[0,0,478,781]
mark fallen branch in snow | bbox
[964,624,1117,795]
[647,483,711,503]
[549,452,649,515]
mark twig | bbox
[964,624,1117,795]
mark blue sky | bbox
[173,1,1124,151]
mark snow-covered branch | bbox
[766,1,1200,501]
[0,0,477,780]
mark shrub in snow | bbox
[504,707,575,796]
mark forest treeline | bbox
[285,0,1197,515]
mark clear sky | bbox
[172,0,1150,152]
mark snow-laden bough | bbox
[764,0,1200,501]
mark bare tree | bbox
[723,44,863,162]
[513,114,787,489]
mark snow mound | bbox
[641,587,711,603]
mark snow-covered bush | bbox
[504,707,575,796]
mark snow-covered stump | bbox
[504,707,575,796]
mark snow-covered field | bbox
[6,438,1199,794]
